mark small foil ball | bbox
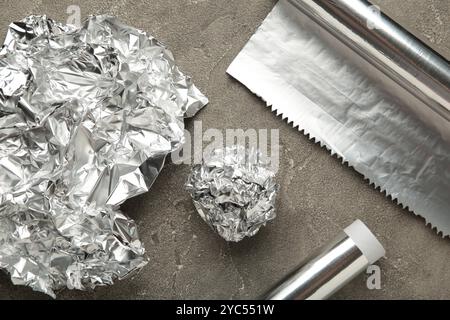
[185,145,279,242]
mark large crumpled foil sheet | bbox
[186,146,278,242]
[227,0,450,236]
[0,15,207,297]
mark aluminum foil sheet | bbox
[0,15,207,297]
[227,0,450,236]
[185,146,278,242]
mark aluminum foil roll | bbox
[185,146,278,242]
[0,15,208,297]
[265,220,385,300]
[227,0,450,236]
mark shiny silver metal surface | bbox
[227,0,450,236]
[265,232,368,300]
[0,15,208,297]
[289,0,450,121]
[185,145,279,242]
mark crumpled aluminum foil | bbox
[0,15,207,297]
[185,146,278,242]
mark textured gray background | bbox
[0,0,449,299]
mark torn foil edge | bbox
[227,0,450,237]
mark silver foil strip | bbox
[0,15,207,297]
[227,0,450,236]
[265,220,385,300]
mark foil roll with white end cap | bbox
[265,220,385,300]
[0,15,208,297]
[185,145,279,242]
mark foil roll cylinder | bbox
[265,220,385,300]
[289,0,450,131]
[227,0,450,235]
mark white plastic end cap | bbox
[344,220,385,264]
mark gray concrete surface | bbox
[0,0,449,300]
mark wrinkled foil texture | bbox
[0,15,207,297]
[186,146,278,242]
